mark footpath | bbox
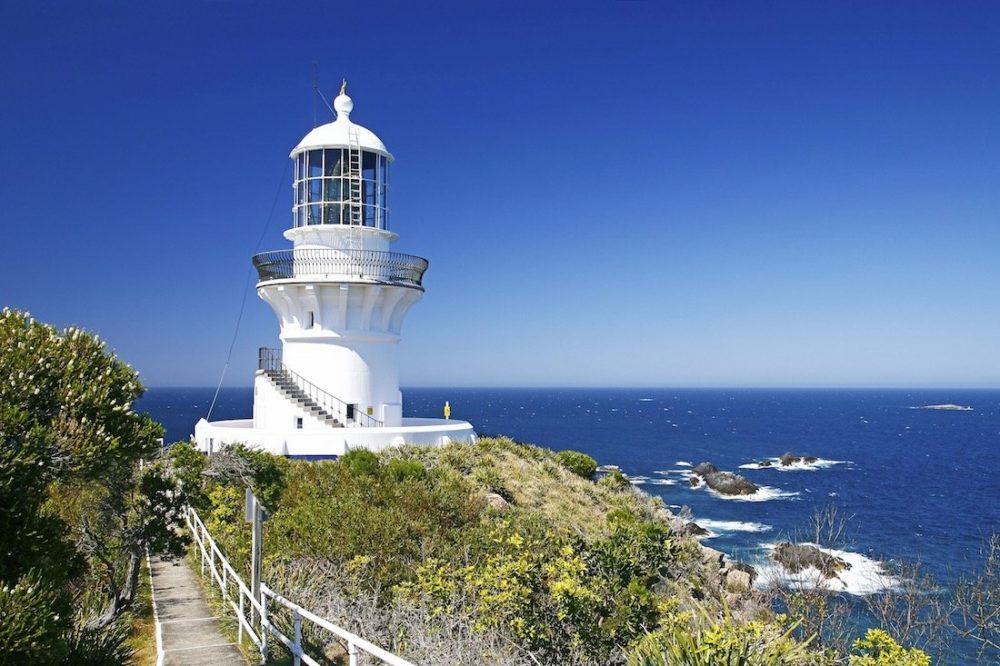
[149,555,248,666]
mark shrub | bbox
[598,469,630,491]
[556,450,598,478]
[627,611,814,666]
[387,459,427,483]
[0,570,67,663]
[340,448,380,477]
[849,630,930,666]
[167,441,208,512]
[61,621,133,666]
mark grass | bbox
[126,556,157,666]
[389,436,675,539]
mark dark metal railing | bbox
[252,249,428,288]
[258,347,382,428]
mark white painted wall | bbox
[284,225,396,250]
[256,279,422,428]
[195,417,477,457]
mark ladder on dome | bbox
[347,127,364,245]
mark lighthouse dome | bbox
[291,91,391,158]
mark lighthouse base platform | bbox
[193,417,476,458]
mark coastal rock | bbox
[725,568,754,592]
[481,492,511,511]
[779,453,800,466]
[779,453,818,467]
[699,544,725,568]
[772,542,850,579]
[705,471,758,495]
[758,459,772,468]
[692,462,758,495]
[689,476,700,487]
[693,462,718,476]
[678,521,709,537]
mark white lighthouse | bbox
[196,84,475,457]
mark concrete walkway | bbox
[149,556,248,666]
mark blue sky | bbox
[2,1,998,388]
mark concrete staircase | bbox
[262,369,344,428]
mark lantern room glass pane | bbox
[362,151,376,180]
[309,179,321,203]
[324,149,343,177]
[308,150,323,178]
[324,203,342,224]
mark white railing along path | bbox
[185,506,415,666]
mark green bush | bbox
[340,448,381,477]
[61,621,133,666]
[849,630,930,666]
[556,450,598,478]
[167,441,209,512]
[387,458,428,483]
[0,570,67,664]
[627,612,814,666]
[598,468,630,491]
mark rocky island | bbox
[692,462,759,496]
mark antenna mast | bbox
[312,61,318,127]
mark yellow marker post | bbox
[444,400,451,420]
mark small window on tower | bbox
[295,417,303,430]
[306,311,315,329]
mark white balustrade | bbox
[185,506,414,666]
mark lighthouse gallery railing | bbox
[253,248,428,288]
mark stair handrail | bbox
[258,347,383,428]
[185,505,415,665]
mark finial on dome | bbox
[333,80,353,120]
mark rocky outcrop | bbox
[699,544,758,593]
[678,521,709,537]
[481,492,511,511]
[771,542,850,578]
[692,462,758,496]
[758,459,772,468]
[779,453,818,467]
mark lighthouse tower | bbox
[196,84,475,456]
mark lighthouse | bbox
[196,84,475,456]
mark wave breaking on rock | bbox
[740,453,847,472]
[756,542,899,595]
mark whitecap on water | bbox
[694,519,773,534]
[755,543,900,596]
[675,461,693,467]
[705,485,800,502]
[739,458,847,472]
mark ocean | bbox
[140,386,1000,664]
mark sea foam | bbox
[755,542,900,596]
[695,519,773,535]
[705,485,800,502]
[739,458,847,472]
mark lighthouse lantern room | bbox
[196,84,476,457]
